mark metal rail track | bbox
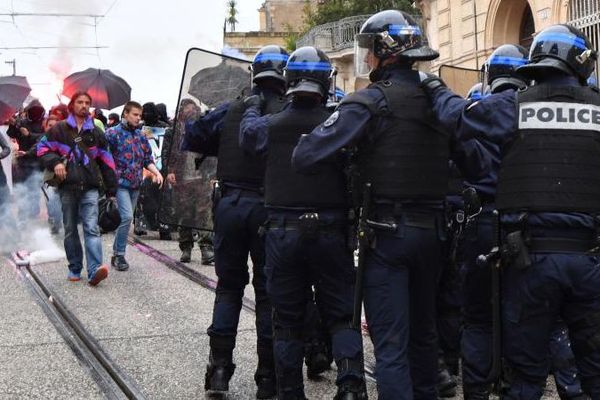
[8,252,147,400]
[128,235,377,383]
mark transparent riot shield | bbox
[439,64,480,98]
[159,48,251,231]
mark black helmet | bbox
[517,24,598,84]
[355,10,438,77]
[284,46,333,98]
[98,197,121,233]
[251,45,289,84]
[483,44,528,93]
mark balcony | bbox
[297,15,371,53]
[296,14,424,54]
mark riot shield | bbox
[439,64,480,98]
[159,48,251,231]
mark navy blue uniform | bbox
[183,88,275,385]
[241,100,365,398]
[293,68,489,400]
[429,78,596,399]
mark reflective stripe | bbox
[285,61,331,71]
[488,55,528,66]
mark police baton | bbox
[477,209,503,386]
[352,183,372,330]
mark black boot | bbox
[204,363,235,395]
[180,248,191,263]
[463,385,491,400]
[304,339,332,379]
[200,243,215,265]
[334,378,368,400]
[205,337,235,395]
[437,357,457,398]
[111,255,130,271]
[255,346,276,399]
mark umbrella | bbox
[63,68,131,110]
[0,75,31,122]
[188,60,250,108]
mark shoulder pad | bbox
[339,91,380,115]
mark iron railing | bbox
[297,15,371,52]
[568,0,600,81]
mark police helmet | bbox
[467,83,483,101]
[588,71,598,88]
[517,24,598,84]
[284,46,334,98]
[483,44,528,93]
[251,45,289,84]
[354,10,438,77]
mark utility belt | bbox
[501,230,597,270]
[264,212,347,240]
[212,181,264,205]
[369,199,443,231]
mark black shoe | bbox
[111,255,130,271]
[159,231,172,240]
[180,249,191,263]
[200,244,215,265]
[204,364,235,395]
[50,225,60,235]
[255,375,276,399]
[437,367,457,398]
[134,228,147,236]
[334,379,368,400]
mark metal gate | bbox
[568,0,600,82]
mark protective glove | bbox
[243,94,265,110]
[418,72,446,97]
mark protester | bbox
[7,99,45,222]
[107,113,120,128]
[37,91,116,286]
[106,101,163,272]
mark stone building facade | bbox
[420,0,599,75]
[224,0,316,59]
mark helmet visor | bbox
[354,33,376,77]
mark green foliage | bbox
[282,24,299,52]
[226,0,238,32]
[303,0,418,30]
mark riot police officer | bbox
[240,46,367,400]
[292,10,489,399]
[183,44,289,398]
[422,25,600,399]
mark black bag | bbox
[98,196,121,233]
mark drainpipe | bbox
[473,0,479,69]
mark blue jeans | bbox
[59,188,103,277]
[113,187,139,256]
[47,186,63,230]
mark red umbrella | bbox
[0,75,31,122]
[63,68,131,110]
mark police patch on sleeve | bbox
[323,111,340,127]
